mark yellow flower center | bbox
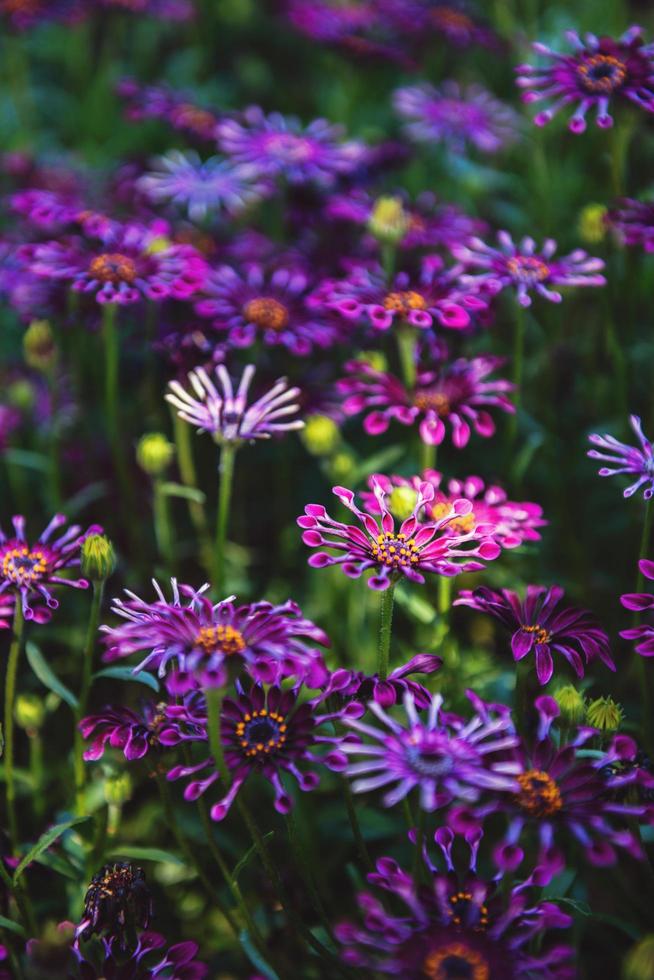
[2,546,47,586]
[430,501,475,533]
[521,623,552,645]
[235,708,287,759]
[370,532,421,568]
[383,290,427,316]
[506,255,550,285]
[194,625,246,656]
[88,253,138,285]
[414,391,451,416]
[243,297,290,331]
[577,54,627,94]
[424,942,490,980]
[516,769,563,818]
[449,891,489,931]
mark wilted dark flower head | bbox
[76,863,152,947]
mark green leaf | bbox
[394,588,435,625]
[94,666,159,693]
[3,448,49,472]
[106,845,183,866]
[351,445,405,483]
[25,642,78,710]
[159,481,206,504]
[0,914,25,937]
[232,832,274,881]
[14,816,91,881]
[239,930,280,980]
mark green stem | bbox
[509,303,525,444]
[420,440,437,472]
[102,304,119,448]
[514,657,532,738]
[396,323,417,391]
[205,685,230,786]
[412,806,425,883]
[214,443,236,596]
[377,582,396,681]
[153,477,173,567]
[342,776,372,871]
[4,603,25,853]
[29,733,44,823]
[74,581,104,815]
[285,806,335,941]
[381,242,396,283]
[171,409,212,572]
[609,117,634,197]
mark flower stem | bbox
[509,302,525,444]
[514,656,532,738]
[381,242,396,283]
[0,855,35,937]
[610,117,634,197]
[215,442,236,596]
[377,582,396,682]
[420,440,436,472]
[205,685,230,785]
[102,303,119,448]
[341,775,372,871]
[4,602,25,854]
[396,323,417,390]
[74,581,104,815]
[153,476,173,568]
[171,409,212,572]
[285,806,335,940]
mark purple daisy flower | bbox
[216,106,366,186]
[323,653,443,710]
[117,78,220,141]
[298,478,501,591]
[393,1,498,50]
[101,578,329,689]
[607,197,654,252]
[335,828,574,978]
[588,414,654,499]
[0,0,83,28]
[362,471,546,551]
[337,356,515,448]
[10,188,82,231]
[452,231,606,307]
[137,151,267,223]
[79,701,176,762]
[393,81,520,154]
[451,696,651,880]
[341,689,520,811]
[454,585,614,685]
[25,221,207,306]
[194,261,343,356]
[166,363,304,444]
[313,256,490,333]
[0,514,101,621]
[164,683,357,820]
[620,559,654,656]
[285,0,381,43]
[516,26,654,132]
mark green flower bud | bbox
[136,432,175,476]
[586,695,623,732]
[367,196,410,245]
[302,415,340,457]
[23,319,57,372]
[359,350,388,373]
[7,378,35,411]
[329,451,356,482]
[578,203,607,244]
[104,771,133,806]
[623,935,654,980]
[553,685,586,727]
[81,534,116,582]
[388,486,419,521]
[15,693,46,732]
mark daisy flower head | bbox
[588,414,654,499]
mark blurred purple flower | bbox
[80,701,174,761]
[607,197,654,252]
[588,415,654,499]
[621,559,654,656]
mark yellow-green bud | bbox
[359,350,388,373]
[23,319,57,372]
[586,695,623,732]
[144,234,173,255]
[15,693,46,732]
[623,935,654,980]
[104,771,133,806]
[302,415,340,457]
[367,196,410,245]
[81,534,116,582]
[388,486,419,521]
[136,432,175,476]
[7,378,35,411]
[578,203,607,244]
[329,451,356,482]
[553,685,586,727]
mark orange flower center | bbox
[174,104,217,135]
[516,769,563,817]
[235,708,287,759]
[506,255,550,285]
[521,623,552,645]
[424,942,490,980]
[244,297,290,331]
[431,501,475,533]
[89,253,138,285]
[194,625,246,656]
[370,532,421,569]
[383,290,427,316]
[449,891,489,931]
[414,391,451,416]
[1,546,47,585]
[577,54,627,94]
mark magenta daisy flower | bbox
[336,829,573,978]
[10,188,82,231]
[166,363,304,444]
[362,471,546,550]
[454,585,615,685]
[117,78,220,141]
[516,26,654,132]
[164,684,356,820]
[452,231,606,307]
[337,356,514,448]
[400,1,498,50]
[25,221,207,306]
[216,106,366,186]
[620,559,654,656]
[194,261,343,356]
[312,257,490,333]
[298,478,501,591]
[393,81,520,154]
[323,653,443,710]
[341,689,520,811]
[0,514,101,621]
[101,579,329,689]
[79,701,175,762]
[607,197,654,252]
[588,415,654,499]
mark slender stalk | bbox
[509,303,525,444]
[412,806,425,883]
[4,603,25,853]
[0,857,35,937]
[153,476,173,567]
[381,242,396,283]
[285,807,335,940]
[205,685,230,784]
[214,443,236,596]
[29,733,44,823]
[341,776,372,871]
[609,117,634,197]
[377,582,396,681]
[420,440,436,472]
[171,409,212,572]
[514,657,532,738]
[396,323,417,391]
[102,304,119,448]
[74,581,104,815]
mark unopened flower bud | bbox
[359,350,388,373]
[145,234,173,255]
[81,534,116,583]
[7,378,35,411]
[302,415,340,457]
[578,203,607,244]
[104,771,133,807]
[136,432,175,476]
[388,486,419,521]
[15,693,46,732]
[329,451,356,482]
[624,935,654,980]
[553,685,586,727]
[586,695,623,732]
[23,319,57,372]
[367,196,410,245]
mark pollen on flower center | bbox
[431,501,475,533]
[449,892,489,931]
[521,623,552,645]
[243,297,290,331]
[88,252,138,285]
[1,546,47,585]
[516,769,563,817]
[577,54,627,93]
[414,390,451,415]
[235,708,287,758]
[423,942,490,980]
[506,255,550,285]
[370,532,421,568]
[383,290,427,316]
[195,624,246,656]
[264,133,313,161]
